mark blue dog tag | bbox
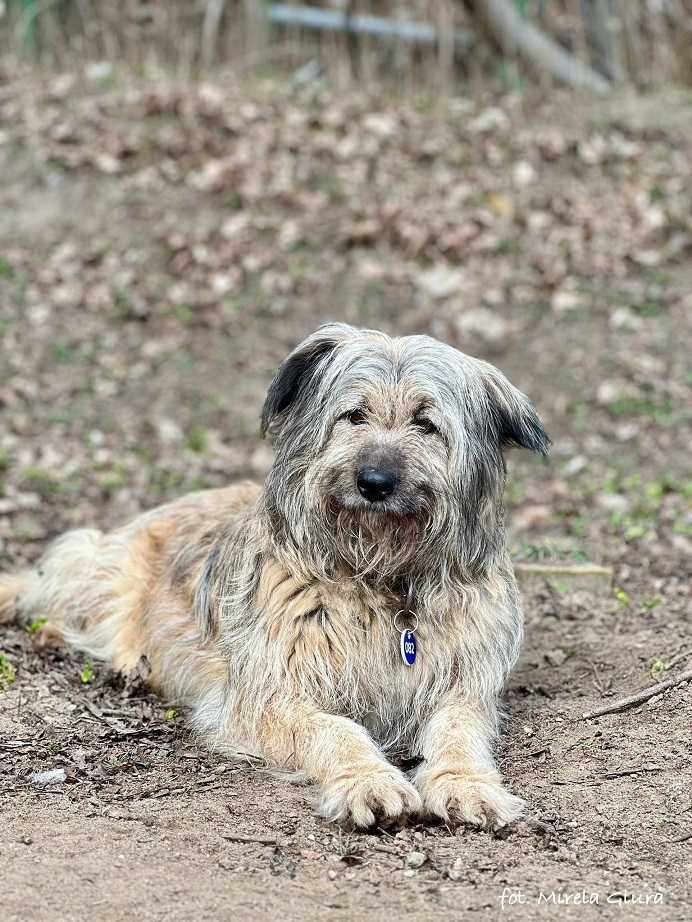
[400,629,417,666]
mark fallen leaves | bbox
[0,75,689,609]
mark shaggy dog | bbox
[0,323,549,829]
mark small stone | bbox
[545,649,567,667]
[221,214,249,240]
[615,422,639,442]
[513,160,536,188]
[610,306,642,331]
[406,850,427,869]
[156,418,183,445]
[512,503,552,531]
[86,61,113,82]
[362,112,397,140]
[69,748,88,771]
[551,289,584,314]
[93,153,122,175]
[468,107,510,133]
[31,768,66,787]
[447,856,464,881]
[300,849,321,860]
[415,266,464,300]
[596,492,630,514]
[454,308,508,347]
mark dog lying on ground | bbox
[0,323,549,828]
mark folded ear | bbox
[261,323,356,437]
[484,372,551,456]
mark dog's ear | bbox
[483,372,551,456]
[261,323,356,436]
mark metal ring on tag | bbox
[394,609,419,633]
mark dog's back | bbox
[0,483,260,682]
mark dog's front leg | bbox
[413,697,524,829]
[260,705,421,828]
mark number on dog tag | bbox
[400,629,417,666]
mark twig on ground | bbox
[82,700,105,720]
[582,668,692,719]
[602,764,663,780]
[586,658,609,696]
[666,647,692,670]
[370,843,400,855]
[514,563,613,579]
[667,831,692,844]
[222,833,280,846]
[149,786,185,798]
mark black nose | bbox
[357,468,397,502]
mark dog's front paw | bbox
[417,770,524,829]
[318,766,422,829]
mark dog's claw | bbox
[417,773,525,830]
[318,767,422,829]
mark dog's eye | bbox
[413,417,439,436]
[344,409,368,426]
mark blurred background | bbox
[0,0,690,596]
[1,6,691,911]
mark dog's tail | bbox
[1,528,147,667]
[0,572,31,624]
[0,529,107,631]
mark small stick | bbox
[582,668,692,719]
[602,765,662,780]
[666,647,692,670]
[222,833,279,846]
[82,700,105,720]
[370,843,400,855]
[667,831,692,844]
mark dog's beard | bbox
[327,500,434,580]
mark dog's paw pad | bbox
[419,774,525,830]
[319,768,422,829]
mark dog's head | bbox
[262,324,549,583]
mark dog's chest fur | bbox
[222,557,512,752]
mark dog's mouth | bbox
[323,489,437,578]
[326,492,429,520]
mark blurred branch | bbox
[580,0,623,81]
[267,4,474,52]
[201,0,225,69]
[469,0,612,92]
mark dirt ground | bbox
[0,73,690,921]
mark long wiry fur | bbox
[0,324,549,829]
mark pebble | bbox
[447,857,464,881]
[406,851,427,869]
[31,768,66,787]
[415,266,464,300]
[454,307,508,347]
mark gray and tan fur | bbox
[0,324,549,828]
